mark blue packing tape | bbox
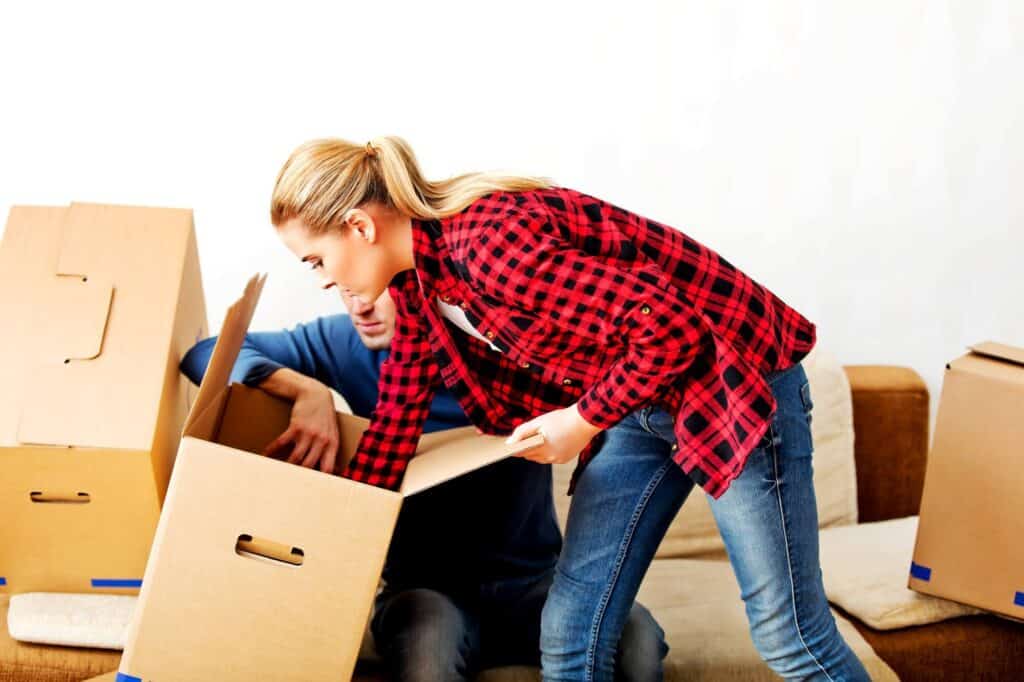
[91,578,143,588]
[909,562,932,582]
[115,673,142,682]
[0,577,6,586]
[1015,592,1024,607]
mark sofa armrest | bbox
[842,366,929,523]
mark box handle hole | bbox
[30,491,91,504]
[235,533,304,567]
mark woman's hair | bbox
[270,136,553,233]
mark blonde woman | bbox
[268,137,869,681]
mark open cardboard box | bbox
[910,341,1024,620]
[117,274,544,681]
[0,203,207,594]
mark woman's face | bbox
[277,209,394,303]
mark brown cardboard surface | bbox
[119,274,544,681]
[910,342,1024,619]
[120,438,402,681]
[0,203,206,594]
[969,340,1024,367]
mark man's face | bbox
[341,288,397,351]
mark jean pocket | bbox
[799,380,814,427]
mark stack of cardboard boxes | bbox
[0,202,207,595]
[1,205,541,681]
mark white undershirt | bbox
[436,297,503,353]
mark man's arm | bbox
[179,315,354,393]
[179,315,357,473]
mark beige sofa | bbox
[4,350,1022,681]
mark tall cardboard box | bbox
[0,203,207,594]
[117,274,543,682]
[909,341,1024,620]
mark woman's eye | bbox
[308,260,322,270]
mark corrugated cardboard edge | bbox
[401,429,546,497]
[183,273,266,435]
[968,341,1024,368]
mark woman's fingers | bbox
[506,417,541,444]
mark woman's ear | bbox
[344,209,377,243]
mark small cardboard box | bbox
[909,341,1024,619]
[116,274,543,682]
[0,203,207,594]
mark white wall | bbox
[2,1,1021,427]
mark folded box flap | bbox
[184,274,267,435]
[968,341,1024,368]
[400,430,545,497]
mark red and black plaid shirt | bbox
[347,187,816,498]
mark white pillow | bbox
[554,346,859,558]
[7,592,136,650]
[818,516,983,629]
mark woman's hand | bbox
[262,381,341,474]
[505,403,603,464]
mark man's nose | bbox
[350,296,373,314]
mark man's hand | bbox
[260,369,341,474]
[505,402,603,465]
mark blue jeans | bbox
[540,362,870,681]
[371,570,668,681]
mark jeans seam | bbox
[584,456,674,681]
[770,427,836,682]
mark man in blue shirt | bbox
[181,289,668,681]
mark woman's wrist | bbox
[573,402,604,437]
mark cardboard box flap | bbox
[400,429,545,497]
[4,203,197,449]
[968,341,1024,368]
[184,273,267,436]
[44,276,114,361]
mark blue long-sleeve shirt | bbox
[180,314,561,593]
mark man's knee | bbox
[372,588,477,682]
[615,601,668,681]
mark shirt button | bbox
[441,295,451,302]
[562,378,573,386]
[671,443,678,451]
[485,330,495,339]
[520,361,531,369]
[640,305,652,315]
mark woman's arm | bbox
[470,203,707,432]
[344,269,441,490]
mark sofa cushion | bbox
[553,346,859,558]
[819,516,983,630]
[635,558,896,681]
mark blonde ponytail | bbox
[271,136,553,234]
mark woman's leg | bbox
[701,364,870,681]
[540,410,693,681]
